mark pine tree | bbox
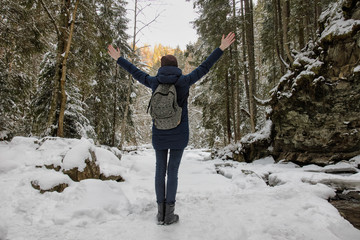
[192,0,242,147]
[84,0,131,146]
[30,0,130,143]
[32,52,57,136]
[258,0,283,85]
[0,0,46,138]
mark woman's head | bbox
[161,55,178,67]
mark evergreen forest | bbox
[0,0,345,149]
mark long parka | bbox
[116,48,224,149]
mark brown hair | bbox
[161,55,178,67]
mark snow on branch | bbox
[254,95,272,106]
[241,108,250,118]
[280,54,290,69]
[39,0,60,37]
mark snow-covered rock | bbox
[62,138,94,171]
[319,0,360,43]
[323,161,359,174]
[0,137,125,193]
[270,0,360,165]
[214,120,274,162]
[31,169,72,193]
[60,138,124,182]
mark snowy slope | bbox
[0,138,360,240]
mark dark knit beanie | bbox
[161,55,178,67]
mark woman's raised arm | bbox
[107,45,154,88]
[187,32,236,85]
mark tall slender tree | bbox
[243,0,257,132]
[192,0,236,146]
[57,0,80,137]
[231,0,242,141]
[119,0,161,149]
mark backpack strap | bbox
[146,99,151,114]
[170,85,178,109]
[147,80,160,114]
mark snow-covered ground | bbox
[0,137,360,240]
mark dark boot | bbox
[157,202,165,225]
[164,203,179,225]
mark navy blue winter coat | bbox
[116,48,224,150]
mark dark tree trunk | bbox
[241,0,250,121]
[225,71,232,144]
[283,0,294,64]
[111,64,119,147]
[243,0,256,132]
[232,0,241,141]
[273,0,286,73]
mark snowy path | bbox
[1,140,360,240]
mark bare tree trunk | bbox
[57,0,80,137]
[301,0,309,41]
[276,0,284,64]
[244,0,256,133]
[283,0,294,64]
[298,10,305,49]
[95,82,101,138]
[232,0,241,141]
[119,0,137,149]
[235,72,241,140]
[249,0,257,121]
[39,0,61,136]
[118,0,160,149]
[314,0,321,30]
[272,0,280,61]
[47,53,61,136]
[240,0,250,120]
[314,0,319,30]
[119,73,133,148]
[304,0,314,41]
[229,62,237,141]
[273,0,286,73]
[225,71,232,144]
[112,63,119,146]
[271,47,277,86]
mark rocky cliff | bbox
[271,0,360,165]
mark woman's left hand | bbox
[219,32,236,51]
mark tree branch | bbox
[137,3,152,17]
[279,54,290,69]
[135,12,162,36]
[38,0,60,37]
[241,108,251,118]
[136,44,151,50]
[254,95,273,106]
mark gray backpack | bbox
[147,84,182,130]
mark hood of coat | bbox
[157,66,182,84]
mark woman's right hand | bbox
[107,45,121,60]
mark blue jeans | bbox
[155,149,184,204]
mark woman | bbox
[108,32,235,225]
